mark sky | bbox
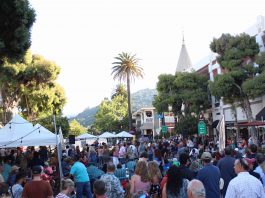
[29,0,264,116]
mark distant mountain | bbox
[72,88,157,127]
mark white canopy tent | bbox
[115,131,134,138]
[98,132,116,138]
[0,115,58,148]
[76,133,97,140]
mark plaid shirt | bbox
[87,165,104,180]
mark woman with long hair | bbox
[162,165,189,198]
[130,161,150,195]
[148,161,162,198]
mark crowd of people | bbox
[0,135,265,198]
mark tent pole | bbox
[54,115,63,191]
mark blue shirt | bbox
[70,162,90,182]
[87,165,104,180]
[2,163,11,182]
[197,163,221,198]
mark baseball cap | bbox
[201,152,212,160]
[32,166,43,175]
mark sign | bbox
[162,125,168,133]
[198,121,207,135]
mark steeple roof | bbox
[176,36,192,72]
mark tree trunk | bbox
[1,89,19,124]
[242,97,257,144]
[127,74,132,131]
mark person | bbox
[245,158,261,180]
[162,165,189,198]
[130,161,150,195]
[11,172,26,198]
[225,158,265,198]
[179,153,194,181]
[56,179,75,198]
[187,179,205,198]
[217,146,236,197]
[93,180,107,198]
[148,161,162,198]
[197,152,220,198]
[2,157,11,182]
[22,165,53,198]
[119,143,127,164]
[139,152,148,164]
[100,162,124,198]
[0,163,8,196]
[114,163,127,180]
[29,152,44,168]
[69,157,92,198]
[254,153,265,187]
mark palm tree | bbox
[112,52,144,131]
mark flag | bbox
[217,115,226,152]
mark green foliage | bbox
[153,72,209,136]
[209,34,265,119]
[36,115,70,137]
[69,119,87,136]
[111,84,127,99]
[95,93,128,132]
[153,72,209,115]
[0,52,66,122]
[0,0,36,62]
[175,115,198,136]
[112,52,144,130]
[112,52,144,82]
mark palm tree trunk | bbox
[127,74,132,131]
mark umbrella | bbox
[98,132,116,138]
[115,131,134,138]
[76,133,97,140]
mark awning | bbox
[212,120,219,128]
[237,121,265,127]
[256,107,265,121]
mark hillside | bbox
[73,88,157,127]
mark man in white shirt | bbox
[225,158,265,198]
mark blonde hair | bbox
[148,161,162,181]
[62,179,75,190]
[135,161,150,183]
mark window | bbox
[145,111,152,117]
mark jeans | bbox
[76,181,92,198]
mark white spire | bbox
[176,33,192,72]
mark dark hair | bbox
[202,158,211,163]
[256,153,265,164]
[15,172,26,183]
[250,144,258,153]
[166,165,183,196]
[93,180,106,196]
[117,163,122,169]
[140,152,148,159]
[238,158,249,171]
[179,153,189,165]
[107,162,115,172]
[224,146,232,155]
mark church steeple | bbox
[176,33,192,72]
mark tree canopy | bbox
[94,85,128,132]
[0,0,36,62]
[112,52,143,131]
[69,119,87,136]
[209,33,265,142]
[153,72,210,135]
[0,52,66,123]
